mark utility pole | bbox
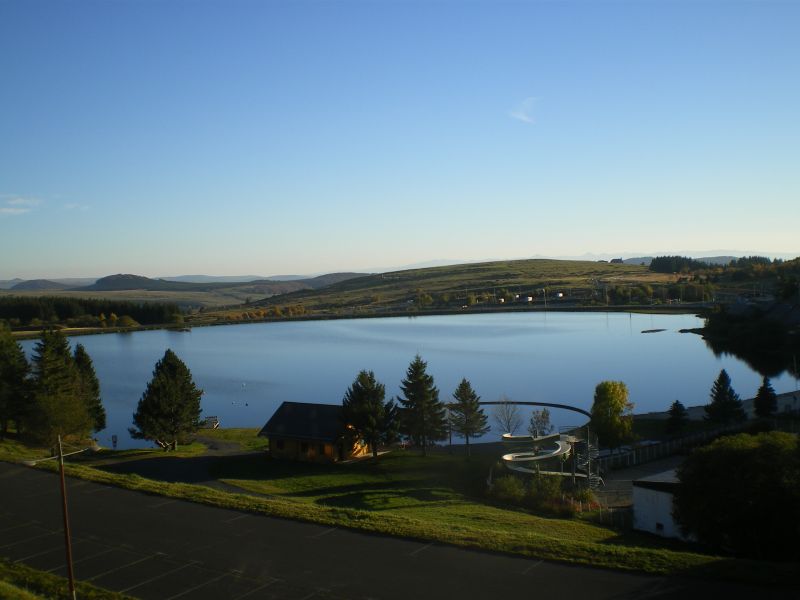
[57,435,77,600]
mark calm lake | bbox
[21,312,799,449]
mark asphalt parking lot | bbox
[0,462,784,599]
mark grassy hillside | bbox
[198,258,676,322]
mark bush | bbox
[525,474,561,508]
[490,475,525,504]
[674,432,800,559]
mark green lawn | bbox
[197,427,270,452]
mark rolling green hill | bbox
[199,258,676,322]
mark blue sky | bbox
[1,0,798,278]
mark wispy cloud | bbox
[0,207,31,215]
[64,203,90,211]
[509,97,537,124]
[0,196,40,216]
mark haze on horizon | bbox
[1,1,798,280]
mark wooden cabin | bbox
[258,401,369,463]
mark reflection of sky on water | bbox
[21,312,799,449]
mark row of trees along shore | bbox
[341,356,636,458]
[341,356,492,458]
[0,296,182,328]
[0,326,202,451]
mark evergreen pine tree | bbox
[0,328,30,438]
[449,378,489,456]
[29,330,92,446]
[665,400,689,434]
[74,344,106,432]
[129,349,203,451]
[341,370,397,458]
[704,369,747,424]
[397,355,446,456]
[753,376,777,418]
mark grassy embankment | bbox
[1,430,795,586]
[0,559,133,600]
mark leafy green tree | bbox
[73,344,106,432]
[665,400,689,435]
[492,395,522,435]
[29,330,92,446]
[129,349,203,451]
[673,432,800,559]
[590,381,633,451]
[704,369,746,424]
[449,378,489,456]
[397,355,446,456]
[528,408,554,438]
[341,370,398,459]
[753,376,777,418]
[0,328,30,438]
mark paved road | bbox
[0,462,781,599]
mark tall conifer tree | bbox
[704,369,746,424]
[0,328,30,438]
[753,376,778,418]
[397,355,446,456]
[74,344,106,432]
[341,370,397,458]
[29,330,92,445]
[130,349,203,451]
[449,378,489,456]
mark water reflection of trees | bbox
[703,335,799,379]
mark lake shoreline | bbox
[11,302,708,340]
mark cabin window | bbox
[301,442,309,454]
[318,444,325,455]
[276,439,284,450]
[656,522,664,532]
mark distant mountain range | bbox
[74,272,368,293]
[10,279,72,291]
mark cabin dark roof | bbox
[258,401,343,442]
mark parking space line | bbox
[0,531,55,549]
[85,553,160,581]
[409,542,433,557]
[0,522,35,535]
[120,560,200,593]
[16,539,87,562]
[48,547,114,572]
[520,560,543,575]
[83,485,115,494]
[232,579,279,600]
[164,572,229,599]
[149,499,178,509]
[223,514,250,524]
[307,527,337,539]
[20,490,56,500]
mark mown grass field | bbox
[3,432,796,586]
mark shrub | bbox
[490,475,525,504]
[525,474,561,508]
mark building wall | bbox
[632,486,693,541]
[269,437,338,462]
